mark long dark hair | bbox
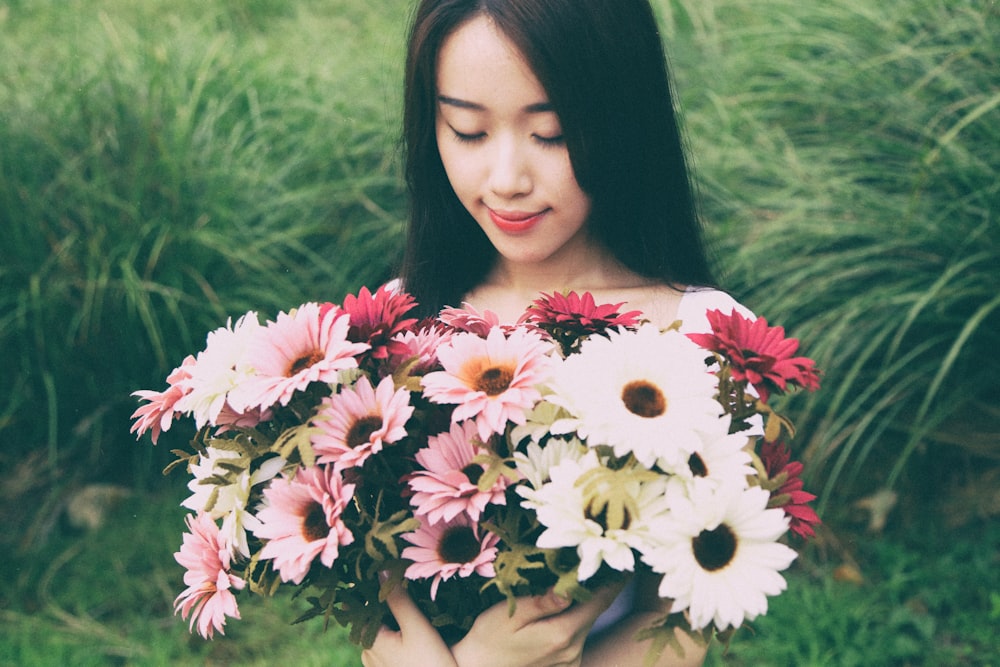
[399,0,716,315]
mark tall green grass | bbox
[0,0,411,530]
[660,0,1000,508]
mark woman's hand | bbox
[360,584,458,667]
[451,582,624,667]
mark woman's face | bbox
[435,15,593,269]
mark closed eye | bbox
[534,134,565,147]
[450,127,486,144]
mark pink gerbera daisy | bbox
[401,514,500,599]
[312,375,414,471]
[130,355,196,444]
[227,303,370,412]
[408,420,511,524]
[388,323,452,375]
[687,309,820,402]
[253,465,356,584]
[173,512,245,639]
[438,302,503,336]
[421,327,553,442]
[759,440,821,539]
[341,284,418,360]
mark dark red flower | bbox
[522,291,642,330]
[687,308,820,402]
[759,440,821,540]
[341,285,418,359]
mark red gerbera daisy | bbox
[759,440,821,540]
[521,291,642,355]
[687,308,820,402]
[341,284,418,360]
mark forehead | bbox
[436,15,548,104]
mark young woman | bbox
[363,0,749,664]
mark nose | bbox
[488,135,532,199]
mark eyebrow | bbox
[437,95,554,114]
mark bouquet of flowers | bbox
[131,285,820,651]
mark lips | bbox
[488,207,548,234]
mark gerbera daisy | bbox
[174,311,262,429]
[659,415,755,492]
[181,447,285,558]
[312,375,414,471]
[642,484,797,631]
[687,308,820,402]
[227,303,370,412]
[130,355,195,444]
[438,302,502,336]
[341,284,418,360]
[513,436,587,490]
[421,327,553,442]
[759,440,821,539]
[521,291,643,355]
[547,324,722,468]
[388,323,452,375]
[253,465,356,585]
[408,420,511,524]
[173,512,245,639]
[401,514,500,600]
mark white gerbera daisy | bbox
[519,451,671,581]
[181,447,285,558]
[547,324,722,468]
[659,414,755,493]
[642,483,797,632]
[513,436,587,489]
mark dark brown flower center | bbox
[621,380,666,418]
[437,525,481,564]
[288,349,325,376]
[692,524,737,571]
[688,453,708,477]
[346,415,383,449]
[302,502,329,542]
[475,366,514,396]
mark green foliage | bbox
[658,0,1000,505]
[0,0,409,507]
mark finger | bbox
[382,583,434,635]
[506,590,573,626]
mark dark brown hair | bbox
[399,0,715,315]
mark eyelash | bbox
[450,128,565,147]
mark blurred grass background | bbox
[1,0,997,664]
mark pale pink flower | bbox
[438,302,502,336]
[173,512,245,639]
[227,303,370,412]
[130,355,196,444]
[421,327,553,441]
[389,324,453,375]
[312,375,414,471]
[402,514,500,599]
[173,312,262,429]
[253,465,356,584]
[408,420,510,524]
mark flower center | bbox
[437,525,481,564]
[621,380,666,418]
[688,452,708,477]
[475,366,514,396]
[692,524,737,571]
[346,415,383,449]
[302,502,329,542]
[288,349,324,376]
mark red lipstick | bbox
[488,208,547,234]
